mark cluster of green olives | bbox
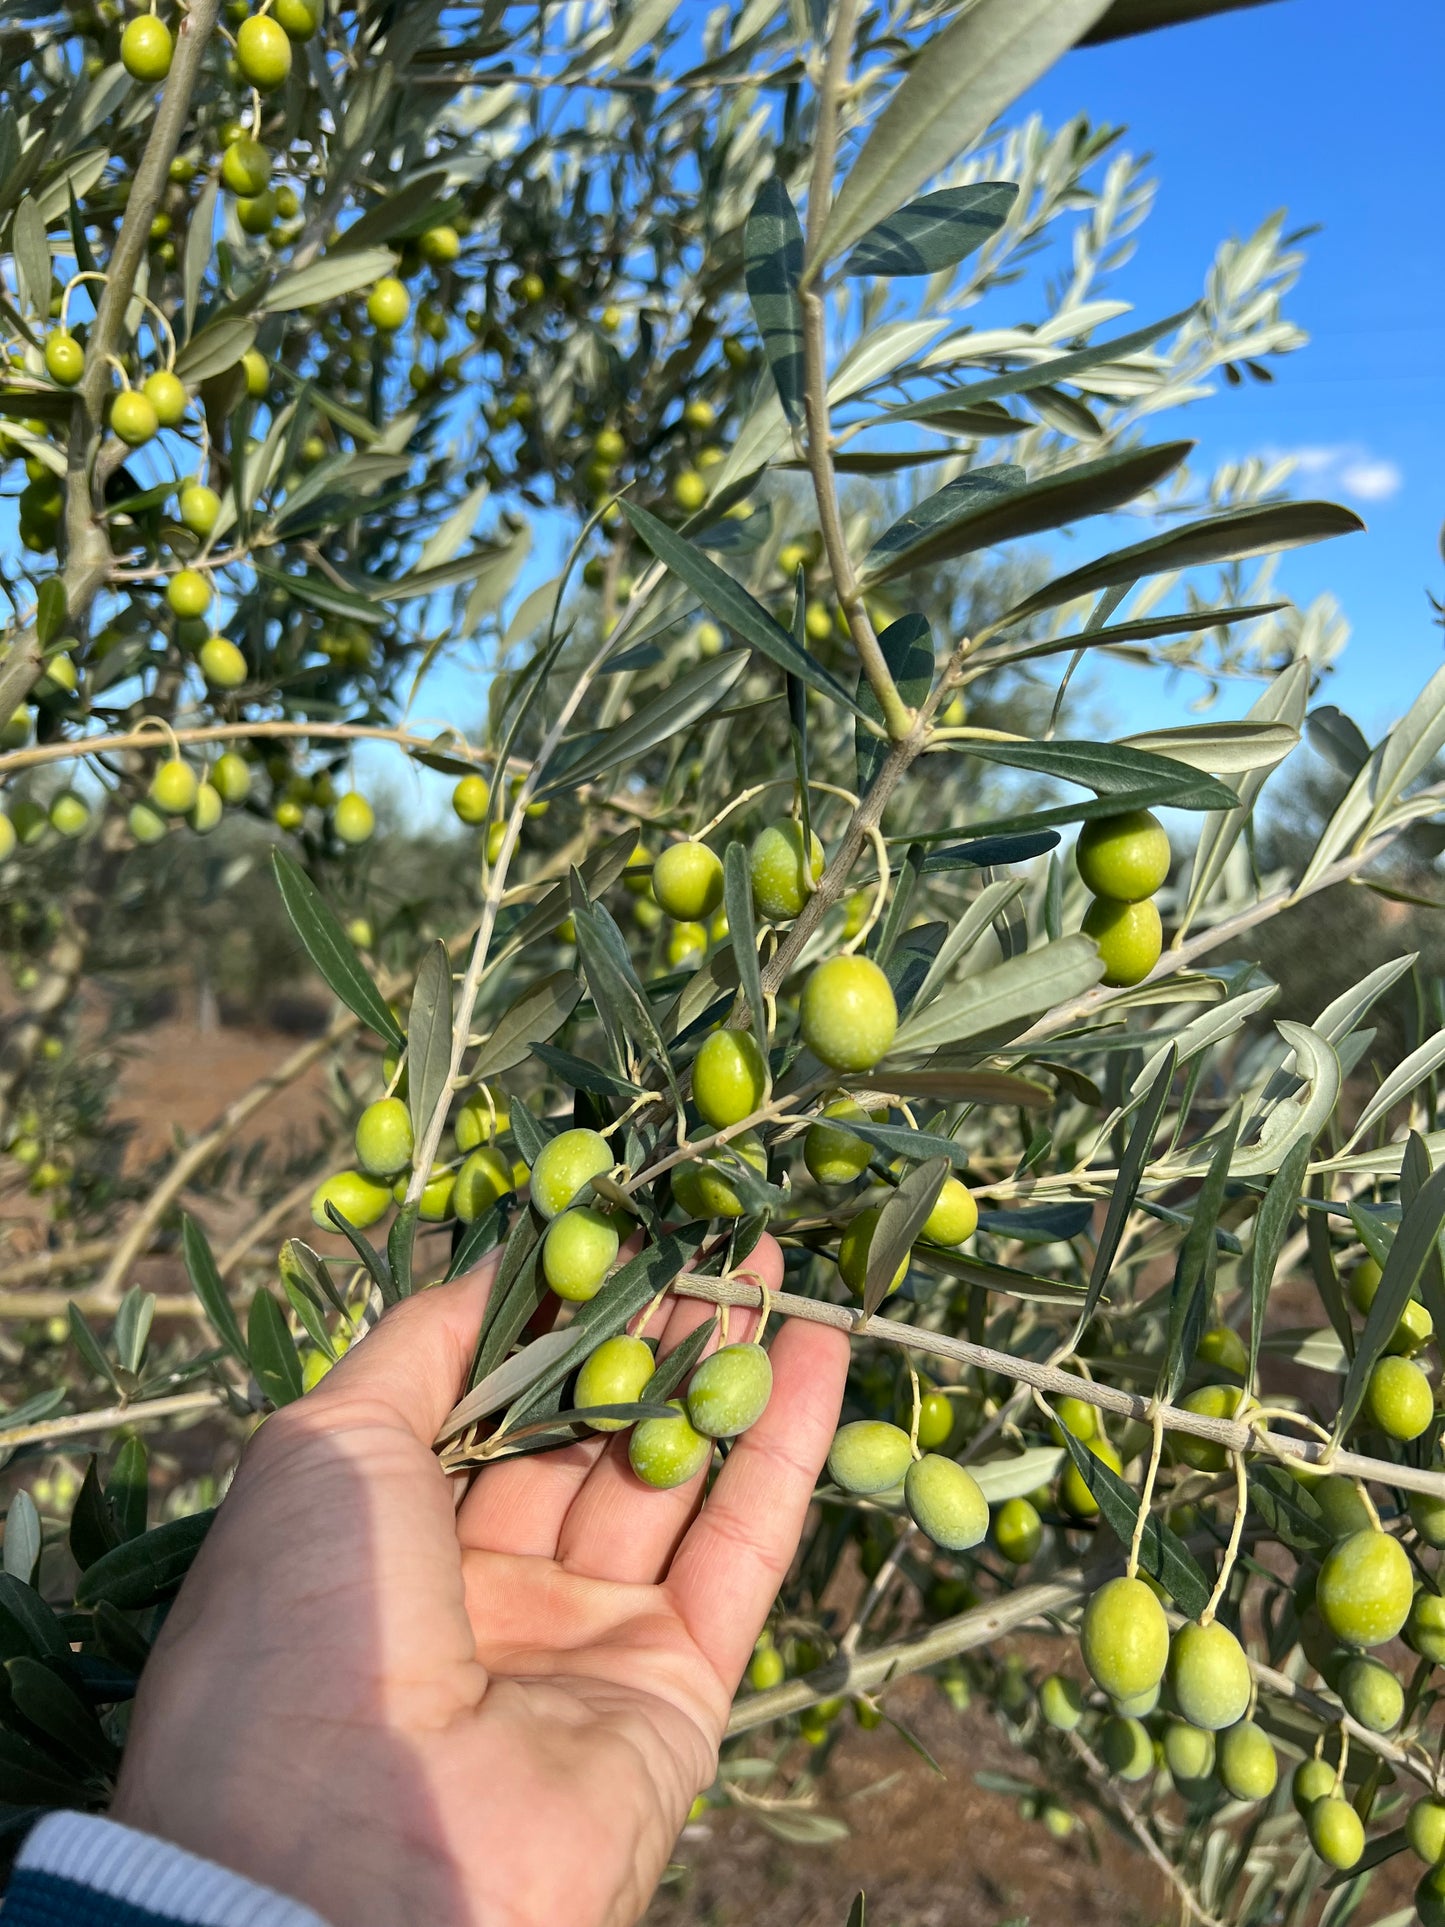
[313,1082,526,1238]
[827,1419,989,1552]
[1075,808,1170,989]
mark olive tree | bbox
[4,1,1445,1921]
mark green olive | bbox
[453,1147,514,1224]
[310,1168,392,1232]
[904,1455,988,1551]
[1292,1755,1335,1817]
[1338,1653,1404,1733]
[1081,895,1163,987]
[1099,1714,1153,1782]
[992,1495,1043,1565]
[1168,1620,1251,1731]
[573,1334,653,1431]
[1308,1795,1364,1870]
[1363,1354,1434,1440]
[799,954,898,1073]
[826,1420,912,1495]
[1420,1865,1445,1927]
[1407,1797,1445,1865]
[671,1130,767,1220]
[529,1127,613,1218]
[1194,1324,1247,1376]
[1058,1435,1122,1519]
[1173,1383,1243,1472]
[1405,1587,1445,1664]
[692,1029,767,1130]
[749,820,824,921]
[629,1400,711,1488]
[1317,1529,1413,1647]
[1079,1575,1169,1703]
[349,1098,411,1180]
[333,791,375,846]
[1038,1673,1084,1731]
[686,1341,772,1439]
[1216,1719,1276,1802]
[542,1206,619,1303]
[653,841,724,921]
[920,1175,977,1248]
[803,1099,879,1186]
[836,1204,908,1298]
[1075,809,1170,902]
[1163,1719,1215,1789]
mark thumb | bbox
[307,1261,496,1447]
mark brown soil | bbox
[650,1677,1166,1927]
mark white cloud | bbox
[1268,443,1404,504]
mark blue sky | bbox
[1021,0,1443,738]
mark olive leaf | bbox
[1334,1149,1445,1441]
[1074,1047,1177,1344]
[74,1512,216,1612]
[272,852,405,1048]
[473,973,581,1079]
[180,1214,249,1367]
[744,177,805,426]
[622,503,865,718]
[864,1157,950,1315]
[1248,1134,1312,1394]
[248,1289,303,1408]
[1160,1109,1239,1405]
[856,613,933,794]
[892,934,1104,1057]
[844,182,1018,277]
[1058,1431,1210,1617]
[722,842,766,1043]
[406,940,455,1148]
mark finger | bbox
[305,1261,496,1446]
[664,1312,847,1692]
[455,1436,606,1558]
[554,1239,783,1586]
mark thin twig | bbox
[1065,1728,1224,1927]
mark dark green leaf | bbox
[1002,500,1366,626]
[977,1201,1095,1241]
[1160,1111,1240,1404]
[74,1511,216,1611]
[1306,1175,1354,1361]
[621,503,865,718]
[857,614,933,793]
[388,1202,419,1301]
[35,580,65,648]
[917,831,1061,871]
[643,1316,718,1403]
[911,1246,1084,1302]
[504,1233,701,1429]
[106,1438,148,1544]
[1081,0,1283,45]
[1003,601,1288,665]
[835,1118,971,1173]
[7,1658,115,1773]
[342,171,449,248]
[0,1727,90,1805]
[723,842,766,1044]
[406,939,454,1153]
[863,466,1024,578]
[468,1210,547,1389]
[68,1461,119,1573]
[323,1204,395,1309]
[744,177,805,425]
[0,1575,66,1661]
[1335,1148,1445,1441]
[865,1157,950,1315]
[253,561,389,625]
[541,652,748,797]
[844,182,1018,277]
[846,1892,867,1927]
[1249,1462,1332,1555]
[181,1213,248,1366]
[1075,1048,1175,1341]
[1248,1134,1312,1393]
[272,852,405,1048]
[66,1305,118,1397]
[1058,1430,1211,1617]
[860,442,1194,587]
[570,881,678,1096]
[874,842,923,969]
[257,247,397,314]
[444,1204,506,1286]
[248,1289,303,1408]
[960,737,1237,811]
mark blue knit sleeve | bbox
[5,1814,330,1927]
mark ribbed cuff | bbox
[6,1812,330,1927]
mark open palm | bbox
[114,1238,848,1927]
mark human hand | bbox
[111,1238,848,1927]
